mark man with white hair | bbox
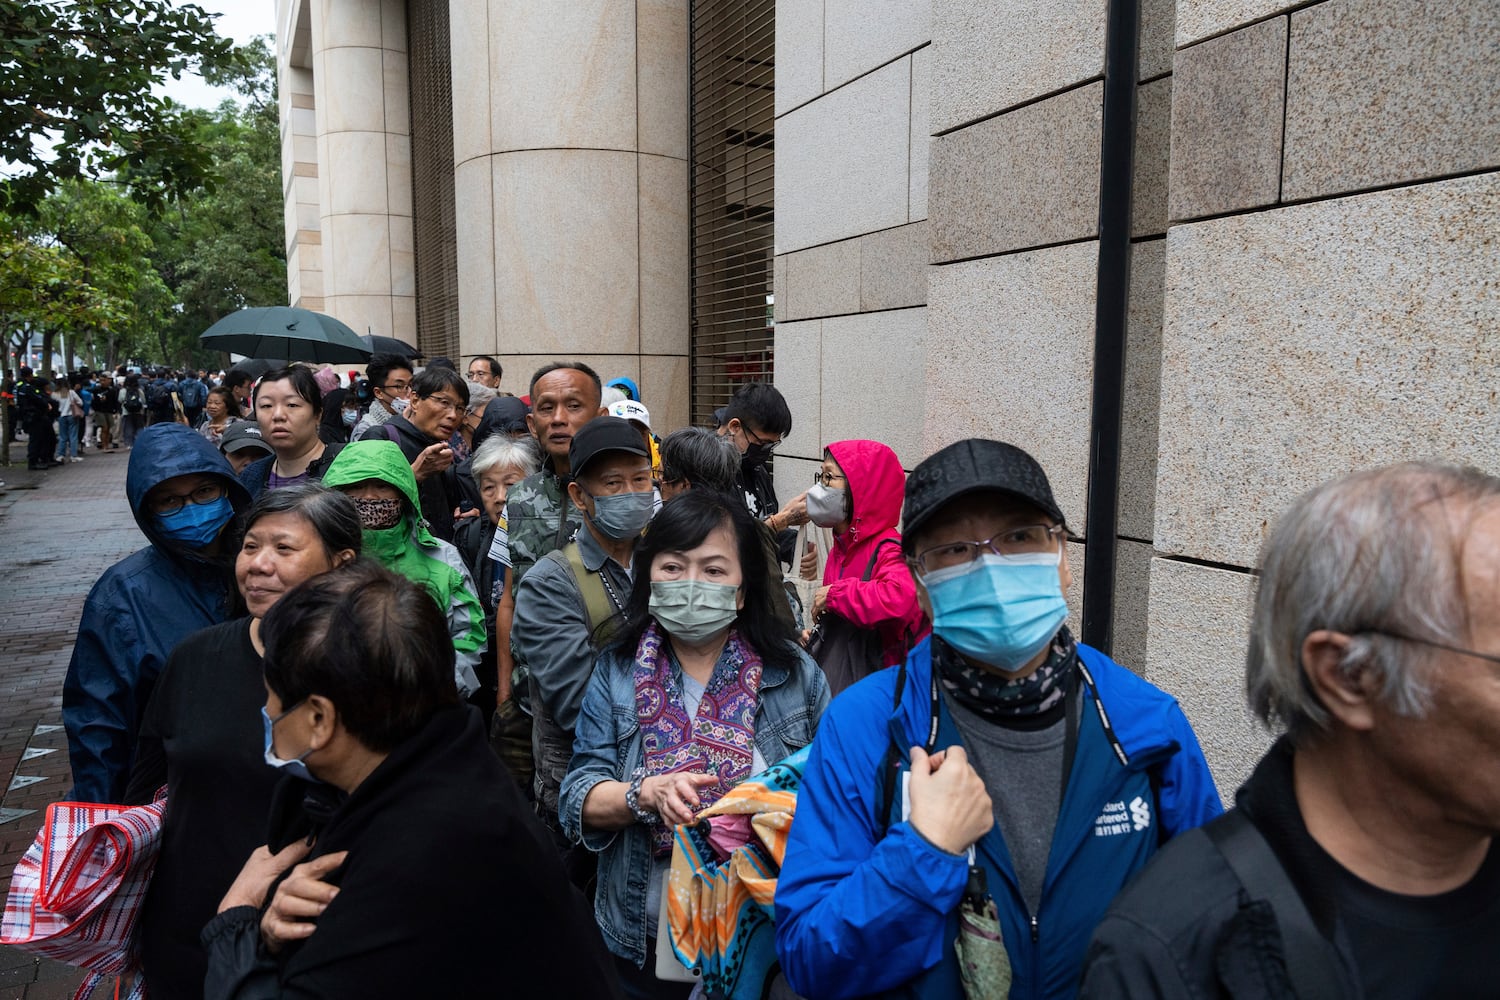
[1082,461,1500,998]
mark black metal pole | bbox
[1081,0,1142,655]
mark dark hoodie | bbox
[62,424,251,803]
[822,439,929,669]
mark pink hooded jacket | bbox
[821,440,930,669]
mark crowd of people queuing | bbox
[30,348,1495,998]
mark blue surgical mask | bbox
[341,409,358,426]
[154,495,234,549]
[261,704,321,783]
[650,579,740,643]
[586,489,656,540]
[922,552,1067,671]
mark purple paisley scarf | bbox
[634,621,762,855]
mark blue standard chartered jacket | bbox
[774,637,1222,1000]
[62,424,251,803]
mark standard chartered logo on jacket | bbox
[1093,796,1152,837]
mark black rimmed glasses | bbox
[149,482,227,515]
[1360,630,1500,667]
[812,470,848,487]
[742,424,779,453]
[912,524,1065,575]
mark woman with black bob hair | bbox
[240,365,344,499]
[559,489,830,997]
[204,560,621,999]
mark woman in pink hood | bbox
[802,439,929,689]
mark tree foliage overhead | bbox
[0,0,240,215]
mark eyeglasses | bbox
[912,524,1065,575]
[420,394,465,414]
[742,424,779,452]
[379,380,411,394]
[812,470,848,487]
[467,368,491,380]
[149,482,227,515]
[1360,630,1500,667]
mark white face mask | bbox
[391,396,410,414]
[806,483,847,527]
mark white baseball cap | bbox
[608,399,651,430]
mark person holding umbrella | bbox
[240,367,345,500]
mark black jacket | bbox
[453,515,500,710]
[1081,738,1358,998]
[239,443,345,501]
[201,705,622,999]
[363,413,459,541]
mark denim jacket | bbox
[559,636,830,966]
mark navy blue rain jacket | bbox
[774,637,1223,1000]
[62,424,251,803]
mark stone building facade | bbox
[278,0,1498,790]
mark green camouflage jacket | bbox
[505,464,584,691]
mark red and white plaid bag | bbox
[2,792,166,1000]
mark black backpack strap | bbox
[1204,811,1349,999]
[876,657,908,836]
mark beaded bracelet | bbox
[626,767,661,826]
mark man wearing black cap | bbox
[512,415,655,886]
[775,439,1223,1000]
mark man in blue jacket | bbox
[774,439,1221,999]
[62,423,252,803]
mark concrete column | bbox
[308,0,416,340]
[278,0,322,311]
[450,0,690,429]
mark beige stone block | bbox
[773,254,787,323]
[860,222,928,312]
[824,0,930,89]
[772,456,823,528]
[380,0,405,51]
[326,293,395,340]
[390,296,415,341]
[384,134,412,218]
[301,267,325,300]
[323,131,389,215]
[1064,540,1085,640]
[781,240,860,321]
[1138,0,1175,80]
[772,319,822,463]
[821,308,928,468]
[456,164,497,358]
[1156,172,1500,568]
[320,45,387,133]
[491,149,640,355]
[909,44,930,221]
[1132,77,1171,238]
[929,83,1102,262]
[388,213,412,255]
[489,0,637,153]
[382,49,409,136]
[491,353,640,399]
[1111,539,1154,675]
[318,1,381,49]
[322,214,392,297]
[296,199,321,233]
[1145,557,1268,797]
[292,132,317,166]
[290,107,316,139]
[390,251,415,298]
[775,0,825,116]
[1119,239,1165,542]
[638,0,689,160]
[449,0,492,165]
[775,57,913,253]
[932,0,1106,132]
[640,354,692,434]
[1177,1,1295,47]
[1283,0,1500,202]
[639,154,691,356]
[1168,16,1286,223]
[925,242,1098,526]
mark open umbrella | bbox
[226,358,284,379]
[362,334,424,360]
[200,307,372,364]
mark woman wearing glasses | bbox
[799,440,929,693]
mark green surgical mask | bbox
[649,579,740,643]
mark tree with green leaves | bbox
[0,0,240,215]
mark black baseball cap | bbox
[219,422,274,457]
[569,416,649,479]
[902,439,1066,549]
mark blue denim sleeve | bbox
[559,657,627,852]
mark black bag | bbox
[807,539,899,696]
[122,388,144,414]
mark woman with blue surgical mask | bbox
[559,489,830,998]
[123,484,361,1000]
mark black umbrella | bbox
[200,307,372,364]
[226,358,284,378]
[362,334,424,360]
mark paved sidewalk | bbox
[0,445,142,997]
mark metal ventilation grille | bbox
[689,0,774,427]
[407,0,459,362]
